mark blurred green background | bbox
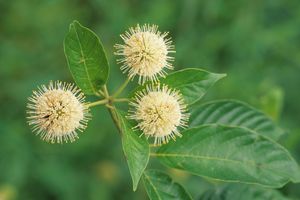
[1,0,300,199]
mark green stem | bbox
[102,85,109,98]
[87,85,124,136]
[86,99,108,108]
[114,98,130,103]
[98,89,106,97]
[107,104,122,134]
[113,77,130,98]
[100,84,122,134]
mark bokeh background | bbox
[1,0,300,199]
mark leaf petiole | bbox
[86,99,108,108]
[114,98,130,103]
[113,77,130,98]
[150,153,159,157]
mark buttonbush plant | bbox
[26,21,300,200]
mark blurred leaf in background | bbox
[1,0,300,199]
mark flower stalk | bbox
[113,77,130,98]
[86,99,108,107]
[101,85,123,134]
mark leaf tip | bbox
[219,73,227,79]
[72,20,80,25]
[132,183,138,192]
[69,20,81,30]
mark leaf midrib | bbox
[166,75,210,89]
[144,173,162,200]
[73,24,97,94]
[155,153,284,175]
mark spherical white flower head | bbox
[129,85,189,145]
[115,24,175,84]
[27,81,90,143]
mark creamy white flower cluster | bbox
[27,24,189,145]
[116,24,189,145]
[115,24,174,84]
[27,81,90,143]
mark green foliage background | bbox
[1,0,300,199]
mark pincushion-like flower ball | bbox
[115,24,175,84]
[27,81,90,143]
[129,85,189,145]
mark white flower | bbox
[115,24,175,84]
[27,81,90,143]
[129,84,189,145]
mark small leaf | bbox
[259,86,284,121]
[200,184,292,200]
[189,100,284,140]
[143,170,193,200]
[116,110,149,191]
[130,68,226,105]
[157,124,300,188]
[64,20,109,95]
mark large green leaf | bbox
[143,170,192,200]
[189,100,284,140]
[130,68,225,105]
[64,20,109,95]
[156,124,300,188]
[200,184,291,200]
[159,69,226,105]
[116,110,149,191]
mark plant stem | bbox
[113,77,130,98]
[100,84,122,134]
[86,99,108,107]
[114,98,130,102]
[98,89,106,97]
[102,85,110,98]
[106,104,122,134]
[87,85,124,136]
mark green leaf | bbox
[189,100,284,140]
[259,86,284,121]
[130,68,226,105]
[116,110,149,191]
[64,20,109,95]
[143,170,193,200]
[161,68,225,105]
[156,124,300,188]
[200,184,291,200]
